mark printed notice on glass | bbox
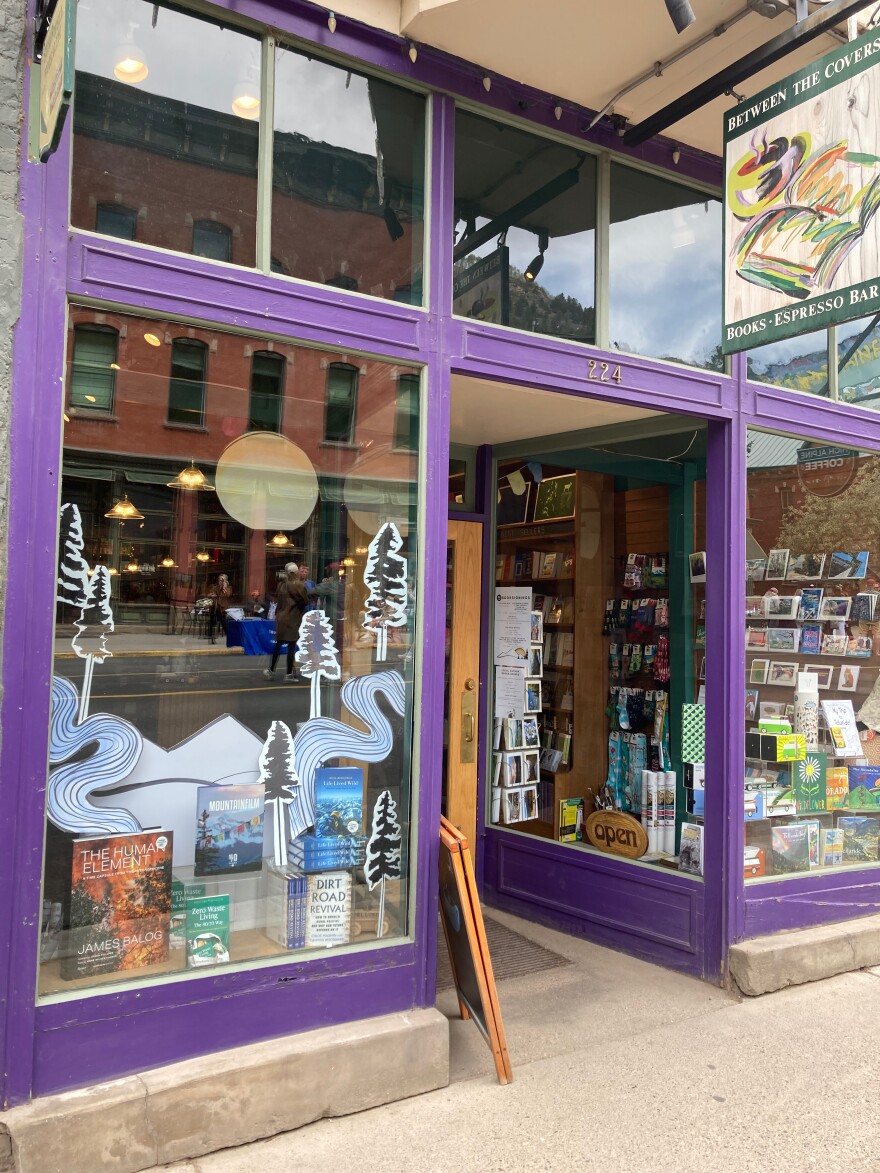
[493,588,532,668]
[495,665,526,719]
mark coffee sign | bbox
[584,810,648,859]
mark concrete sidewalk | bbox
[161,908,880,1173]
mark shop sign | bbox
[584,810,648,859]
[38,0,75,161]
[795,444,858,498]
[453,246,510,325]
[723,25,880,353]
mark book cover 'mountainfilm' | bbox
[63,830,173,980]
[194,784,265,877]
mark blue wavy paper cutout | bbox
[289,669,406,838]
[48,676,144,834]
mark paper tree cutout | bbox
[259,719,299,867]
[72,564,115,722]
[364,789,401,939]
[57,503,89,608]
[363,522,408,662]
[295,609,341,718]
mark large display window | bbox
[39,306,421,998]
[70,0,427,303]
[744,429,880,879]
[488,426,707,878]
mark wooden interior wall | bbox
[614,486,670,559]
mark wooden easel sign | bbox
[439,816,512,1084]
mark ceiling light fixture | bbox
[126,561,139,572]
[663,0,696,34]
[524,232,549,282]
[196,551,211,562]
[327,10,337,32]
[270,532,290,547]
[747,0,787,15]
[160,555,176,568]
[231,78,260,120]
[167,460,215,491]
[104,494,145,520]
[113,39,149,85]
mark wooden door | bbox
[445,520,483,850]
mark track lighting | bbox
[664,0,695,33]
[524,232,549,282]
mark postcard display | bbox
[491,468,704,874]
[744,551,880,878]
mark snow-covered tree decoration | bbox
[57,503,89,608]
[72,565,114,722]
[364,789,401,939]
[259,720,300,867]
[295,609,341,719]
[363,522,408,662]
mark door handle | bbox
[459,680,477,764]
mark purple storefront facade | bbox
[2,0,880,1111]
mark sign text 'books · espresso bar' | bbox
[723,26,880,353]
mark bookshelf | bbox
[495,471,614,837]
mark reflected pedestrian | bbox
[263,562,308,683]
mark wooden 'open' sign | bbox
[584,810,648,859]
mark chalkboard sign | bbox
[439,817,512,1084]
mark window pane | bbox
[745,429,880,881]
[838,316,880,410]
[325,365,357,443]
[192,221,231,263]
[747,330,828,395]
[69,325,117,411]
[610,164,722,370]
[95,204,137,241]
[487,428,707,877]
[250,352,284,432]
[168,340,206,426]
[453,109,596,344]
[71,0,259,267]
[43,306,421,999]
[394,374,419,451]
[272,47,426,304]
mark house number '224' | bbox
[588,360,622,384]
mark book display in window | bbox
[743,544,880,876]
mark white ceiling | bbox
[449,374,660,445]
[331,1,871,157]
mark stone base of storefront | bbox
[729,913,880,996]
[0,1008,449,1173]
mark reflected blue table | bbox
[225,618,282,656]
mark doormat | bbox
[436,914,572,992]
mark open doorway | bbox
[445,374,708,894]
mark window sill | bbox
[163,421,209,433]
[319,440,359,450]
[67,410,118,422]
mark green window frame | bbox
[69,324,118,412]
[249,350,285,432]
[168,339,207,426]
